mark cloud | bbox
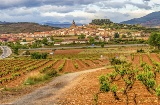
[84,8,97,13]
[101,2,126,9]
[143,0,151,2]
[126,1,151,9]
[0,0,159,24]
[99,1,151,10]
[39,5,77,13]
[4,7,39,16]
[0,0,106,9]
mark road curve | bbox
[5,67,106,105]
[0,46,12,59]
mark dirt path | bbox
[4,67,106,105]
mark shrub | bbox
[156,85,160,98]
[110,57,126,65]
[31,52,48,59]
[100,81,110,92]
[24,75,43,85]
[24,69,57,85]
[111,84,118,93]
[137,48,144,53]
[74,64,78,69]
[46,69,57,77]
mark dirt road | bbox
[3,67,106,105]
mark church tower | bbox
[70,20,77,29]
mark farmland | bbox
[0,46,160,105]
[0,57,108,88]
[56,53,160,105]
[1,46,145,88]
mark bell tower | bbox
[70,20,77,29]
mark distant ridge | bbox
[121,11,160,27]
[0,21,11,24]
[42,22,83,28]
[0,22,59,34]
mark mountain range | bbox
[41,21,83,28]
[121,11,160,27]
[0,22,59,34]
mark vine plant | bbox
[97,59,138,105]
[96,58,160,105]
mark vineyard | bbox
[56,53,160,105]
[36,46,149,59]
[0,58,109,88]
[1,46,160,105]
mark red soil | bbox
[53,60,64,70]
[75,60,88,70]
[132,55,140,67]
[99,59,109,65]
[56,69,158,105]
[127,55,132,62]
[142,54,152,65]
[62,60,76,73]
[150,53,160,62]
[85,60,97,67]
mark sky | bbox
[0,0,160,24]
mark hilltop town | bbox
[0,19,154,47]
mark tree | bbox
[50,36,54,41]
[31,52,48,59]
[78,34,85,39]
[13,47,19,55]
[41,53,48,59]
[95,36,99,40]
[122,34,126,38]
[89,37,95,44]
[22,39,26,42]
[114,33,119,39]
[42,37,48,45]
[101,42,105,48]
[148,33,160,49]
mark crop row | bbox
[98,58,160,105]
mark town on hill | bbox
[0,18,158,50]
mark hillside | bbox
[0,22,60,34]
[0,21,10,24]
[121,11,160,27]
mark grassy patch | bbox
[24,69,58,85]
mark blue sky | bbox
[0,0,159,23]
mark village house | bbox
[0,38,8,42]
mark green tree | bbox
[89,37,95,44]
[13,46,19,55]
[31,52,48,59]
[101,42,105,48]
[50,36,54,41]
[22,39,26,42]
[148,33,160,49]
[122,34,126,38]
[114,33,119,39]
[42,37,48,45]
[78,34,85,39]
[95,36,99,40]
